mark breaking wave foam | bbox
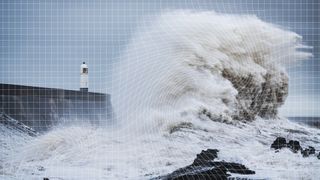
[112,10,311,133]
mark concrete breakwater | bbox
[0,83,112,131]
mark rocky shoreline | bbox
[154,137,320,180]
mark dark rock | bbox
[317,152,320,160]
[301,149,309,157]
[165,165,229,180]
[271,137,287,150]
[301,149,310,157]
[209,162,255,175]
[271,137,302,153]
[192,149,218,166]
[287,140,302,153]
[43,178,49,180]
[308,146,316,155]
[154,149,255,180]
[271,137,319,159]
[301,146,316,157]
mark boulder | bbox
[287,140,302,153]
[271,137,319,159]
[192,149,218,166]
[154,149,255,180]
[301,146,316,157]
[270,137,287,150]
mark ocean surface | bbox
[288,117,320,129]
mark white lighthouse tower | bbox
[80,62,88,92]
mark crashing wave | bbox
[2,11,318,180]
[112,10,311,129]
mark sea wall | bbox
[0,84,112,131]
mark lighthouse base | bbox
[80,88,88,92]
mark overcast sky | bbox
[0,0,319,116]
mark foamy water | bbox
[1,10,319,180]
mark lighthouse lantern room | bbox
[80,62,88,92]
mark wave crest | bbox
[112,10,311,130]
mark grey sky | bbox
[0,0,319,116]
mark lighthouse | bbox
[80,62,88,92]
